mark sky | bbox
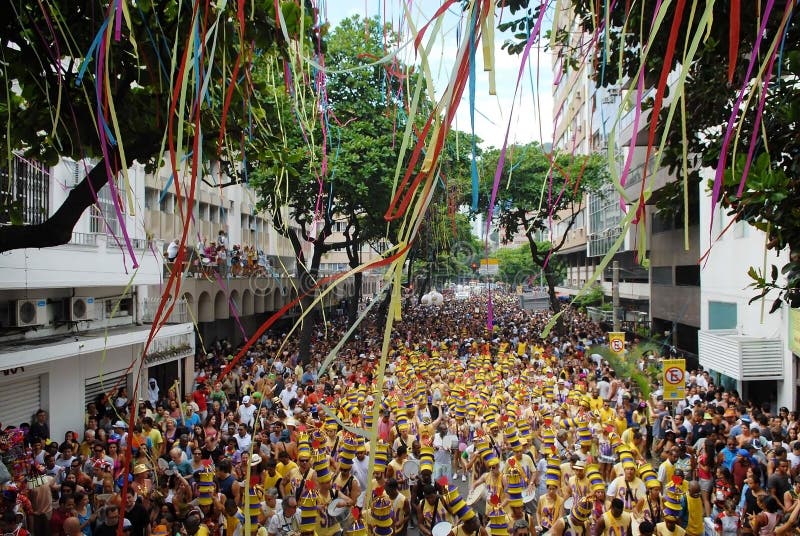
[320,1,555,149]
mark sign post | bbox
[608,332,626,355]
[662,358,686,401]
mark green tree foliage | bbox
[500,0,800,308]
[476,143,607,326]
[0,0,312,251]
[494,243,538,285]
[250,15,422,354]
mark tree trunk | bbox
[296,246,324,365]
[0,159,111,253]
[528,238,566,335]
[347,270,363,326]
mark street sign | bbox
[608,332,625,355]
[662,358,686,400]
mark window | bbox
[90,184,120,234]
[651,266,672,285]
[675,265,700,286]
[144,187,159,210]
[199,202,209,221]
[159,192,175,215]
[210,205,218,223]
[708,301,737,330]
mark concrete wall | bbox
[699,185,794,408]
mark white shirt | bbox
[280,385,297,408]
[167,241,179,258]
[267,508,300,536]
[351,456,370,492]
[235,432,252,453]
[238,403,257,428]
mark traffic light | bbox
[470,262,479,274]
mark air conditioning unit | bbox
[69,297,96,321]
[14,299,47,327]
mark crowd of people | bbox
[165,230,278,279]
[0,290,797,536]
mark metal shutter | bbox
[85,369,129,408]
[0,374,41,429]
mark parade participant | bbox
[418,484,449,536]
[387,444,411,499]
[312,453,343,536]
[333,437,361,510]
[471,437,504,502]
[607,451,645,514]
[567,461,589,508]
[386,477,410,536]
[536,466,564,535]
[547,496,592,536]
[594,498,632,536]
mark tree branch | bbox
[0,159,114,253]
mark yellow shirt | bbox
[277,461,297,478]
[601,510,632,536]
[589,396,604,411]
[685,494,704,536]
[655,522,686,536]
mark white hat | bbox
[242,395,251,404]
[113,420,128,429]
[250,454,262,466]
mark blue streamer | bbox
[76,18,110,86]
[467,6,479,212]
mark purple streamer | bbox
[710,0,776,230]
[484,0,551,330]
[736,0,792,198]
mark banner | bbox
[790,309,800,356]
[608,332,626,355]
[662,358,686,401]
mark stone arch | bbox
[230,289,241,315]
[198,291,213,323]
[242,289,254,315]
[214,290,229,319]
[254,292,265,314]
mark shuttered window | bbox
[85,369,129,409]
[0,374,42,429]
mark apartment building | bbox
[0,155,194,440]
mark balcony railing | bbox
[141,297,188,324]
[70,232,99,246]
[0,153,50,226]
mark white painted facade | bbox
[0,156,194,439]
[697,177,794,410]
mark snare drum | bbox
[564,497,574,514]
[466,483,486,517]
[522,491,537,515]
[403,459,420,479]
[432,521,453,536]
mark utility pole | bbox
[612,260,620,332]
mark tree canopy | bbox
[500,0,800,309]
[0,0,314,251]
[475,142,607,321]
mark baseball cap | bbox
[242,395,251,404]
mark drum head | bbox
[355,491,366,508]
[466,483,486,505]
[564,497,574,512]
[327,499,349,518]
[403,459,420,477]
[522,492,536,504]
[432,522,453,536]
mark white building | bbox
[0,155,194,440]
[697,178,796,411]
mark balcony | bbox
[0,234,164,290]
[698,329,784,381]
